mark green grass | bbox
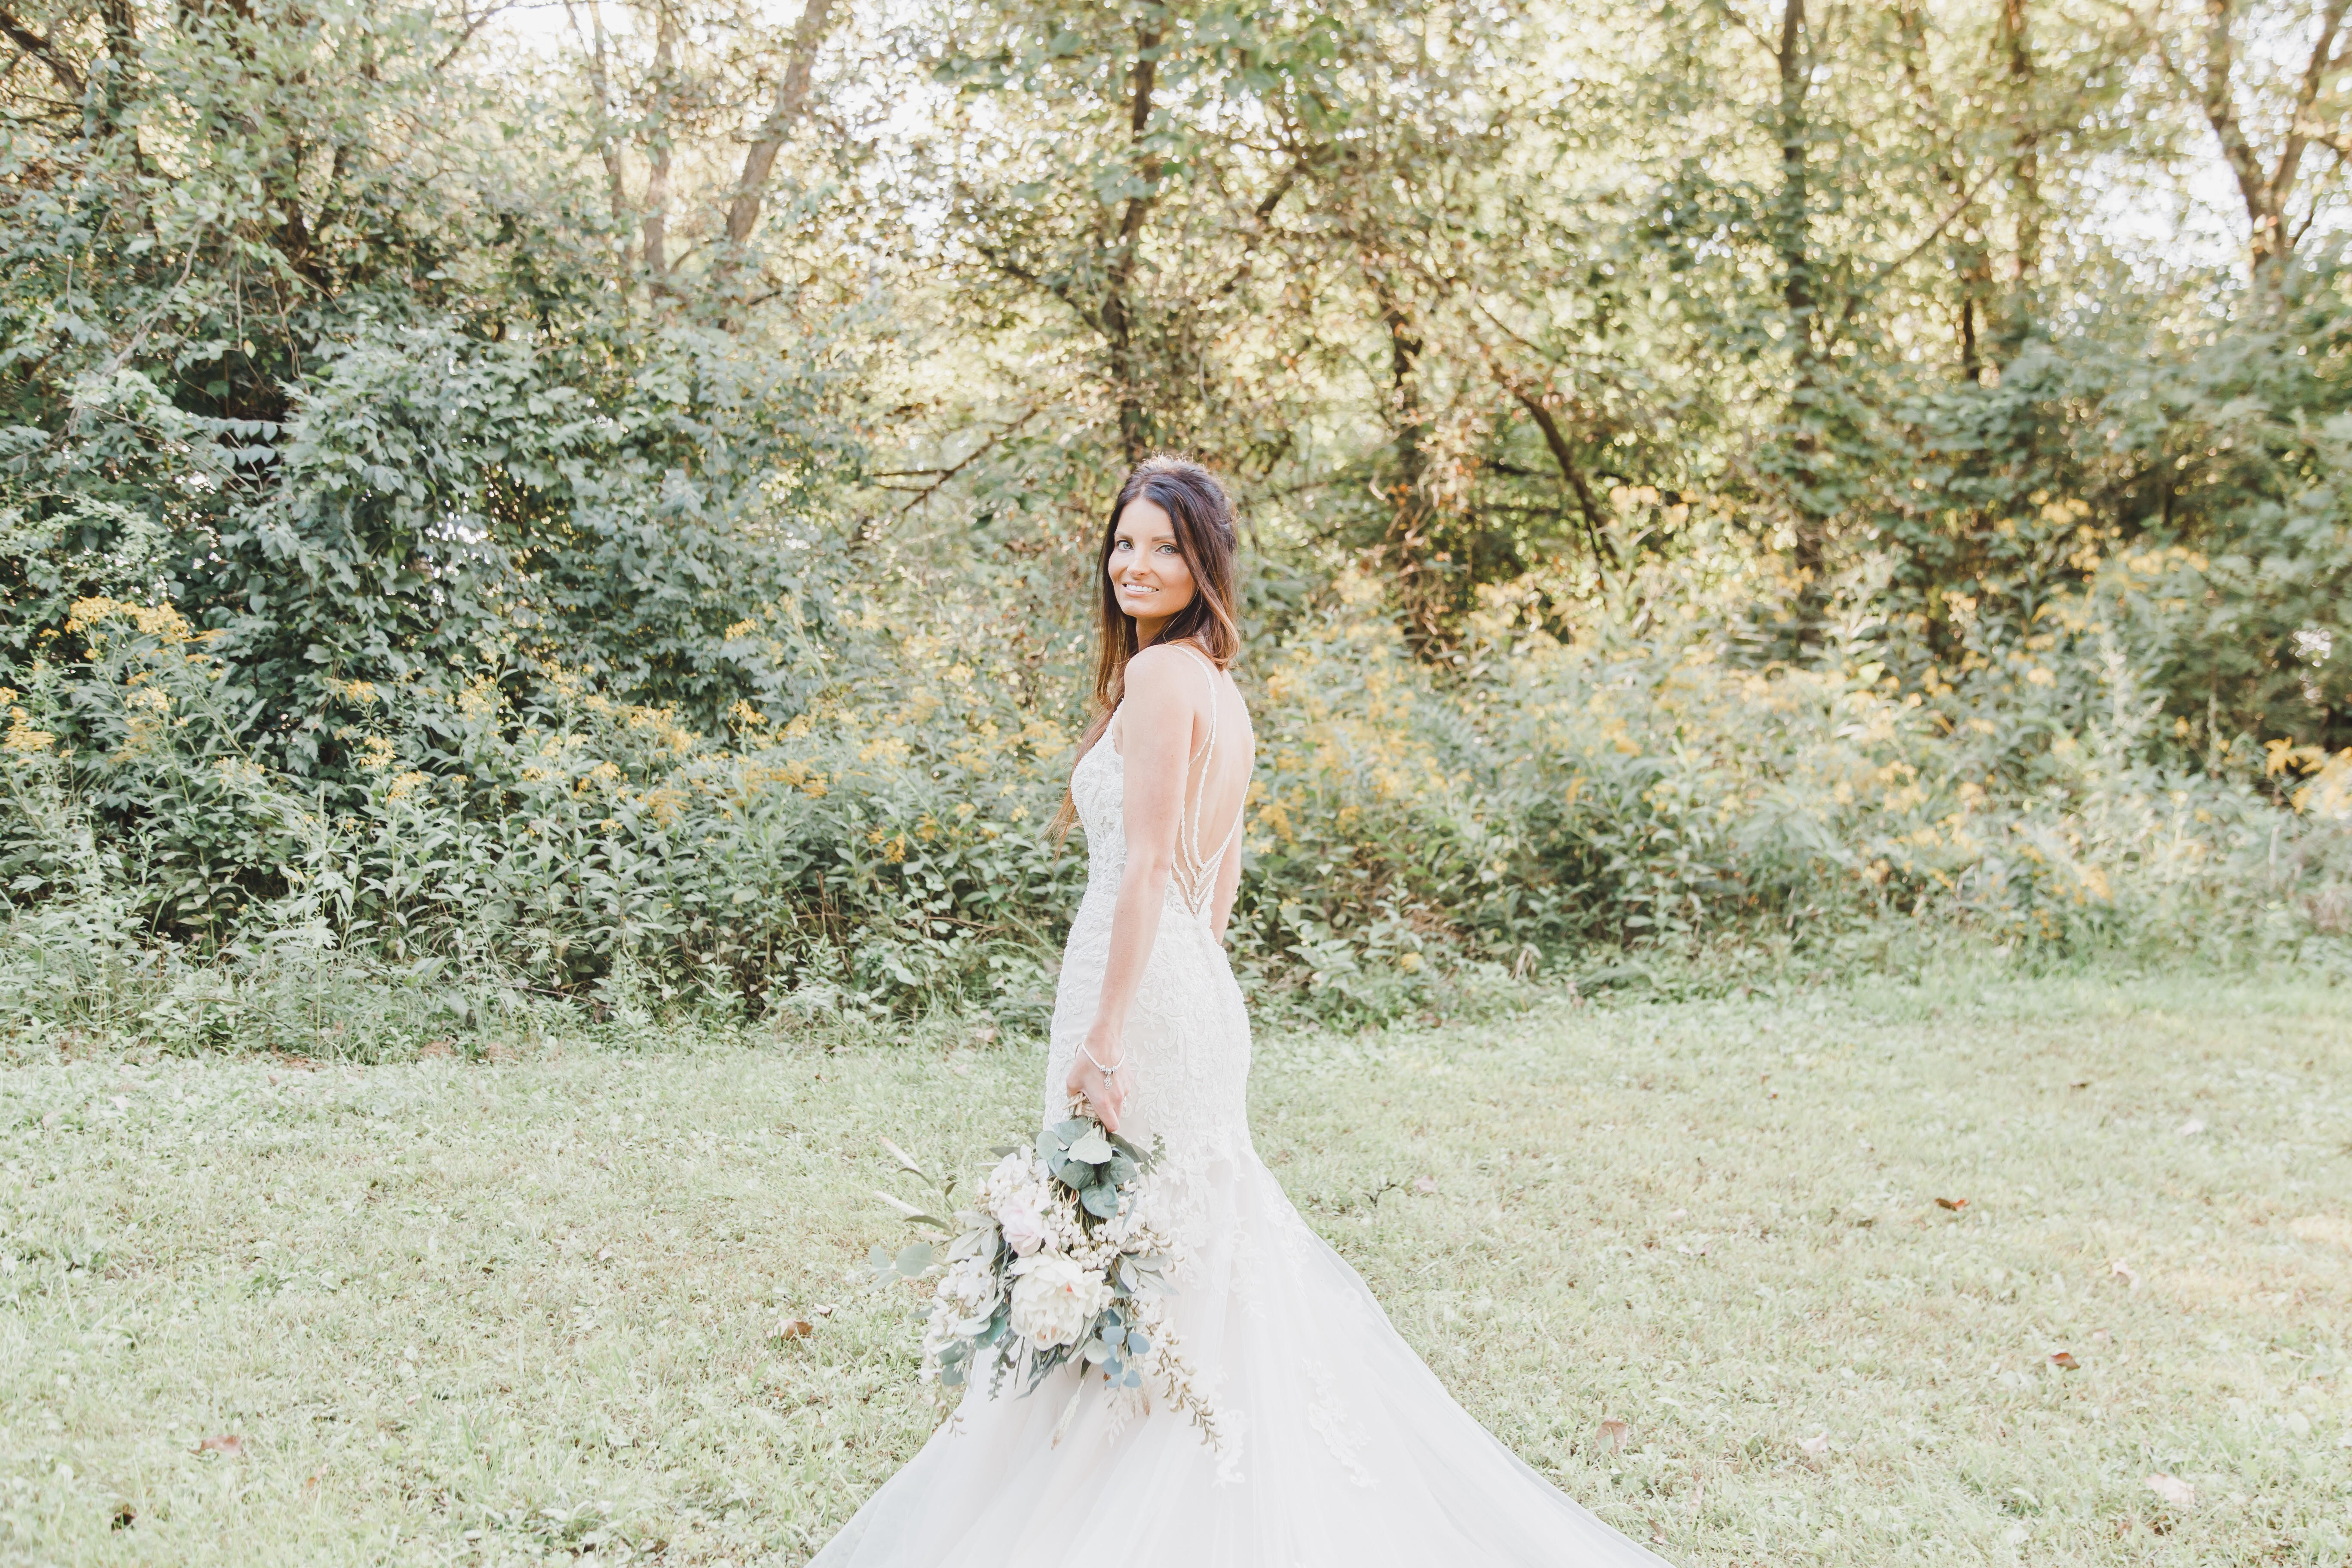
[3,970,2349,1565]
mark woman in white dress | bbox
[812,457,1671,1567]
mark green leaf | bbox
[894,1242,934,1277]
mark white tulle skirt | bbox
[808,1145,1673,1567]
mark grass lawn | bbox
[3,969,2349,1565]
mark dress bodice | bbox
[1044,660,1256,1163]
[1068,734,1130,897]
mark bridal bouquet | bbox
[869,1110,1223,1451]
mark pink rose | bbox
[998,1198,1050,1256]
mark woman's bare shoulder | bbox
[1124,642,1201,680]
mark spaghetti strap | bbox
[1169,646,1244,919]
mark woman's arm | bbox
[1066,648,1195,1133]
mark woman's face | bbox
[1107,497,1197,636]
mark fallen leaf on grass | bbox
[1935,1197,1968,1211]
[110,1502,135,1529]
[2145,1474,2194,1507]
[1597,1418,1628,1452]
[774,1318,814,1341]
[1413,1177,1439,1195]
[2049,1351,2079,1370]
[194,1435,245,1459]
[2175,1118,2205,1137]
[2110,1258,2140,1289]
[1798,1432,1831,1456]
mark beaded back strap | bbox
[1169,647,1244,918]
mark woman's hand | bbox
[1065,1035,1128,1133]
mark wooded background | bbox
[3,0,2349,1042]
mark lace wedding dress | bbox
[812,652,1671,1567]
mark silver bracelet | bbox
[1079,1041,1124,1080]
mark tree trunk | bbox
[723,0,834,252]
[1997,0,2040,283]
[640,4,680,282]
[1775,0,1814,380]
[1372,269,1440,640]
[2195,0,2349,275]
[1100,23,1163,464]
[1773,0,1829,578]
[1897,0,1996,380]
[581,1,631,235]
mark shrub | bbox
[6,511,2346,1054]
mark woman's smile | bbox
[1106,497,1197,638]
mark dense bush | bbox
[4,0,2349,1058]
[6,504,2345,1055]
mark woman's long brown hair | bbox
[1051,456,1243,839]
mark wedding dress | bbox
[812,650,1671,1567]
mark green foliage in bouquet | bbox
[867,1117,1211,1432]
[1035,1115,1153,1228]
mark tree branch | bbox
[888,406,1043,514]
[723,0,835,248]
[433,1,509,74]
[0,7,82,98]
[1856,162,2004,295]
[1499,377,1616,567]
[2198,0,2284,259]
[2273,0,2352,225]
[566,1,633,233]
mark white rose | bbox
[998,1197,1050,1257]
[936,1256,1001,1335]
[984,1151,1037,1205]
[1008,1253,1102,1351]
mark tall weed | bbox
[4,524,2346,1053]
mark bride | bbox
[813,457,1671,1566]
